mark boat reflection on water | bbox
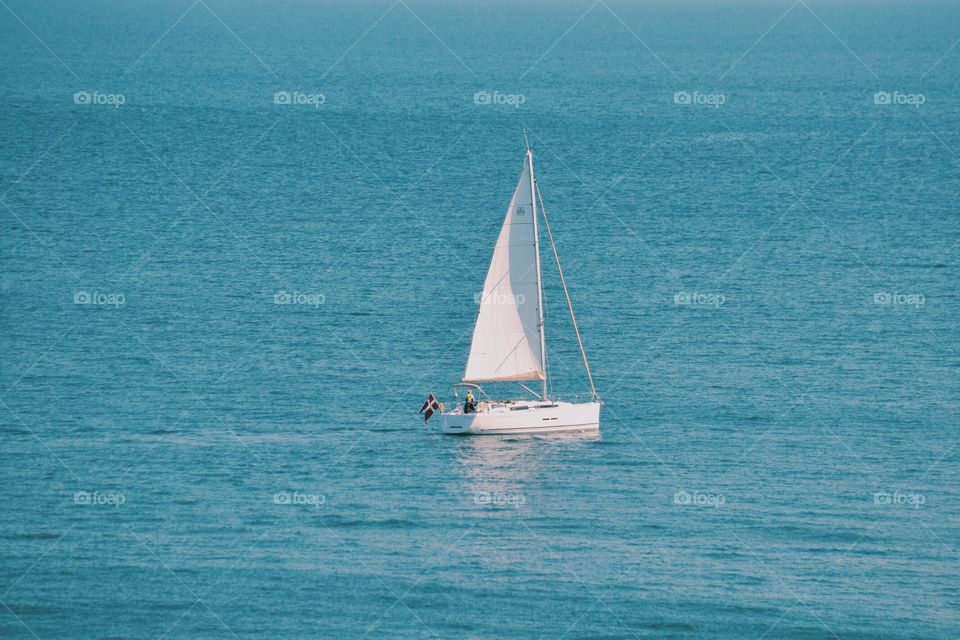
[453,431,601,505]
[448,432,602,572]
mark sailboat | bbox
[439,141,601,435]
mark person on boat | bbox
[464,389,477,414]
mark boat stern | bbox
[440,412,475,435]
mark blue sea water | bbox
[2,0,959,637]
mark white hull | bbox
[441,400,600,436]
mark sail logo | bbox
[474,292,525,306]
[474,91,526,108]
[874,91,925,107]
[674,91,725,108]
[74,91,125,107]
[516,206,526,217]
[274,91,325,108]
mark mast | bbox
[527,144,549,400]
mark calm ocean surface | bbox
[2,0,959,637]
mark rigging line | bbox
[518,382,542,400]
[535,181,600,402]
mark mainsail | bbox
[463,153,545,383]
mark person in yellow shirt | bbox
[464,389,477,414]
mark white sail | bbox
[463,155,545,383]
